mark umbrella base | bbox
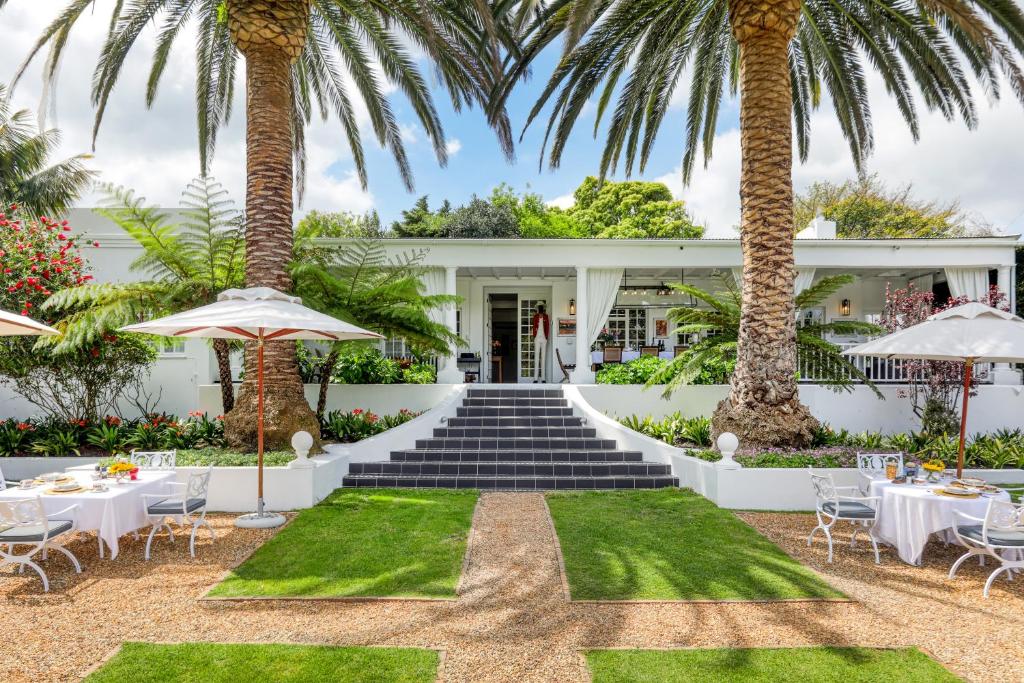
[235,512,286,529]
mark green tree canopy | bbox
[0,84,94,219]
[795,176,986,238]
[390,196,448,238]
[566,177,703,239]
[296,210,382,240]
[443,196,521,238]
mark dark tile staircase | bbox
[342,387,679,490]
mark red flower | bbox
[352,408,364,415]
[16,422,31,431]
[93,241,100,248]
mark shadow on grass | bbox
[208,488,479,599]
[546,489,843,601]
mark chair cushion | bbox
[958,524,1024,547]
[822,501,875,519]
[0,519,73,543]
[147,498,206,515]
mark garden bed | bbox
[621,412,1024,470]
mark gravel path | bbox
[2,494,1022,681]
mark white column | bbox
[571,266,596,383]
[437,266,464,383]
[993,266,1022,385]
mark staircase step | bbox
[415,437,617,451]
[456,406,574,417]
[433,426,597,439]
[461,397,568,407]
[341,474,679,490]
[445,416,584,428]
[350,460,671,476]
[466,388,563,398]
[389,449,645,463]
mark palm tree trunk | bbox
[223,0,319,450]
[317,349,339,420]
[212,339,235,413]
[712,0,818,448]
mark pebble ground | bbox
[0,493,1021,681]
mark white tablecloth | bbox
[591,350,674,364]
[0,470,175,559]
[869,478,1009,565]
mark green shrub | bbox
[331,347,402,384]
[619,412,713,447]
[319,408,420,442]
[597,355,733,385]
[402,363,436,384]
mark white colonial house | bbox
[364,218,1020,386]
[0,209,1018,421]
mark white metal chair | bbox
[0,497,81,592]
[808,470,882,564]
[856,452,903,495]
[140,465,213,559]
[949,498,1024,598]
[129,449,177,470]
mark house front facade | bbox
[0,210,1017,420]
[363,223,1020,386]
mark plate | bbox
[941,486,977,497]
[38,472,65,482]
[46,485,83,495]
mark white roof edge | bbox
[319,235,1022,247]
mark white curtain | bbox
[420,268,446,325]
[794,268,816,296]
[945,267,989,300]
[587,268,624,346]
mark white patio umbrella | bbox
[122,287,382,527]
[0,308,59,336]
[842,302,1024,478]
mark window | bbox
[153,338,186,356]
[605,307,648,348]
[381,337,411,358]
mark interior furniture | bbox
[556,348,576,383]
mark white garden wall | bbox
[577,384,1024,435]
[197,383,455,417]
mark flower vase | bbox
[925,470,940,484]
[130,468,139,481]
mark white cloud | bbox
[656,73,1024,238]
[399,123,419,144]
[547,193,575,209]
[444,138,462,156]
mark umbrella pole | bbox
[257,334,265,516]
[957,359,973,479]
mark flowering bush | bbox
[319,408,420,442]
[0,207,154,421]
[882,282,1008,435]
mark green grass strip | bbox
[86,643,438,683]
[210,488,478,598]
[586,647,959,682]
[546,489,843,601]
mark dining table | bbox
[868,477,1010,566]
[0,469,176,559]
[591,350,674,364]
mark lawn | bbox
[585,647,959,682]
[546,489,842,601]
[85,643,438,683]
[210,488,478,598]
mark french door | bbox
[484,287,549,383]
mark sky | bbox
[3,4,1024,238]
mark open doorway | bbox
[488,293,517,383]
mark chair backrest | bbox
[640,346,659,357]
[0,497,49,540]
[603,346,623,363]
[809,470,837,504]
[856,452,903,476]
[130,450,177,470]
[984,498,1024,535]
[187,465,213,501]
[555,348,570,370]
[673,345,688,357]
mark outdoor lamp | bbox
[569,298,576,315]
[840,298,851,316]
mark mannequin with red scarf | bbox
[531,304,551,383]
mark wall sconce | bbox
[840,298,851,316]
[569,298,576,316]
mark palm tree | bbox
[0,84,94,218]
[653,275,881,397]
[41,177,245,413]
[499,0,1024,446]
[18,1,515,448]
[291,237,462,419]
